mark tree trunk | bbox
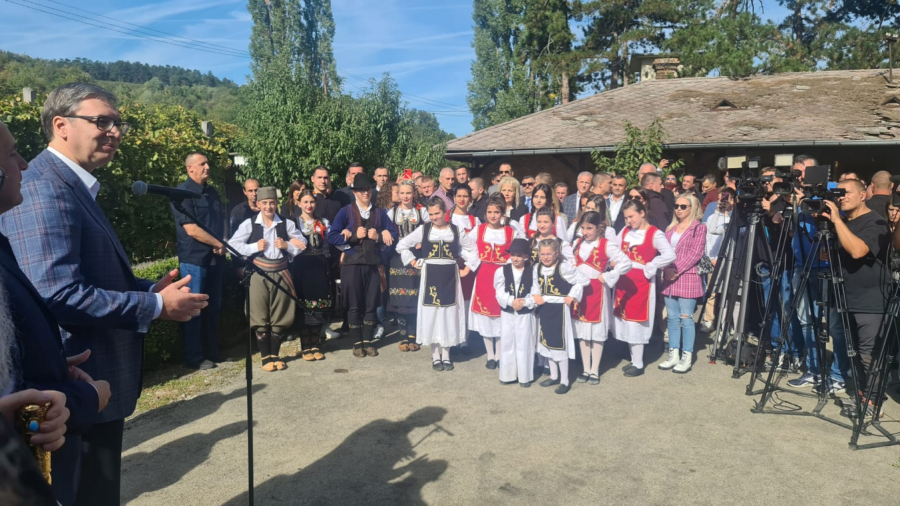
[561,71,569,104]
[622,43,629,86]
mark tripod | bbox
[849,279,900,450]
[751,217,864,434]
[171,198,329,506]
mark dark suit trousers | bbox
[74,419,125,506]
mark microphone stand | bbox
[169,197,330,506]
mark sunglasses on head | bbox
[674,204,690,210]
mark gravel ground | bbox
[121,331,900,505]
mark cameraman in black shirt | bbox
[819,179,891,409]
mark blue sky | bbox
[3,0,792,137]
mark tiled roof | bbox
[446,69,900,154]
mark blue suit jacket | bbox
[0,235,99,503]
[0,149,157,422]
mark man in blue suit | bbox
[0,84,209,506]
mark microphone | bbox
[132,181,201,200]
[890,174,900,184]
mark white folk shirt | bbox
[228,213,306,260]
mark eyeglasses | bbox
[65,115,131,135]
[674,204,690,210]
[499,171,511,175]
[629,195,644,201]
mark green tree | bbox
[591,119,682,186]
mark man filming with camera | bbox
[818,179,891,415]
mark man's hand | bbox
[341,229,353,241]
[533,294,545,305]
[0,389,69,452]
[367,228,378,241]
[818,200,840,224]
[212,246,225,256]
[658,159,670,169]
[290,238,306,251]
[152,269,181,294]
[761,196,772,212]
[91,380,111,413]
[257,239,268,252]
[274,238,288,251]
[511,299,525,311]
[382,230,393,246]
[158,275,209,322]
[356,227,367,239]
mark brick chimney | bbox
[652,58,682,79]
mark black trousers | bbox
[74,418,125,506]
[848,312,885,393]
[341,264,380,326]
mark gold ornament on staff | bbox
[16,403,51,484]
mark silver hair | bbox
[577,171,593,180]
[639,162,657,172]
[0,279,19,396]
[42,83,118,141]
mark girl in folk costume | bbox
[497,176,529,228]
[531,238,590,394]
[494,238,538,386]
[388,179,428,351]
[571,211,632,385]
[386,180,429,352]
[529,207,575,266]
[518,183,567,240]
[396,197,481,371]
[447,184,480,315]
[613,200,676,377]
[567,194,617,243]
[468,196,521,369]
[658,195,707,374]
[292,190,338,361]
[228,187,308,372]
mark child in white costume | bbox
[494,238,538,386]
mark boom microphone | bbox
[131,181,201,200]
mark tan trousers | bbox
[704,273,717,323]
[249,270,295,335]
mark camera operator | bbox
[817,179,891,410]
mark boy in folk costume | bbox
[532,238,590,394]
[570,211,632,385]
[327,174,398,358]
[228,186,307,371]
[494,238,538,386]
[469,196,520,369]
[395,196,480,371]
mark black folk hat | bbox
[507,238,532,256]
[352,173,375,191]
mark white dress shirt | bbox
[608,194,626,222]
[228,213,306,259]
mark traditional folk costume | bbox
[566,221,619,244]
[571,235,632,341]
[518,212,568,241]
[294,216,332,360]
[327,174,398,357]
[532,259,589,391]
[387,205,429,351]
[613,226,677,374]
[528,237,575,269]
[448,211,480,317]
[494,241,537,386]
[396,222,480,370]
[468,223,519,368]
[228,187,307,371]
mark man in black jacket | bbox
[310,166,341,223]
[640,162,675,213]
[641,172,672,231]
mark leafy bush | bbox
[591,119,684,186]
[133,257,247,370]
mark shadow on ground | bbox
[222,407,450,506]
[122,421,253,503]
[125,384,265,451]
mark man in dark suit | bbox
[0,83,208,506]
[563,171,593,221]
[0,119,111,505]
[641,172,672,231]
[639,162,675,214]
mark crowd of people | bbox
[0,82,898,504]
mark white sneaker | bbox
[673,352,693,374]
[373,324,385,342]
[658,348,680,370]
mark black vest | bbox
[537,261,573,297]
[247,213,289,243]
[420,223,460,260]
[502,264,533,314]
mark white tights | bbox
[483,336,499,361]
[579,341,604,376]
[630,344,645,369]
[431,344,450,362]
[548,359,570,386]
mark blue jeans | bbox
[760,266,801,355]
[791,268,821,372]
[664,296,697,353]
[826,305,851,383]
[180,262,223,365]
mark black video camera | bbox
[800,187,846,214]
[728,158,765,201]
